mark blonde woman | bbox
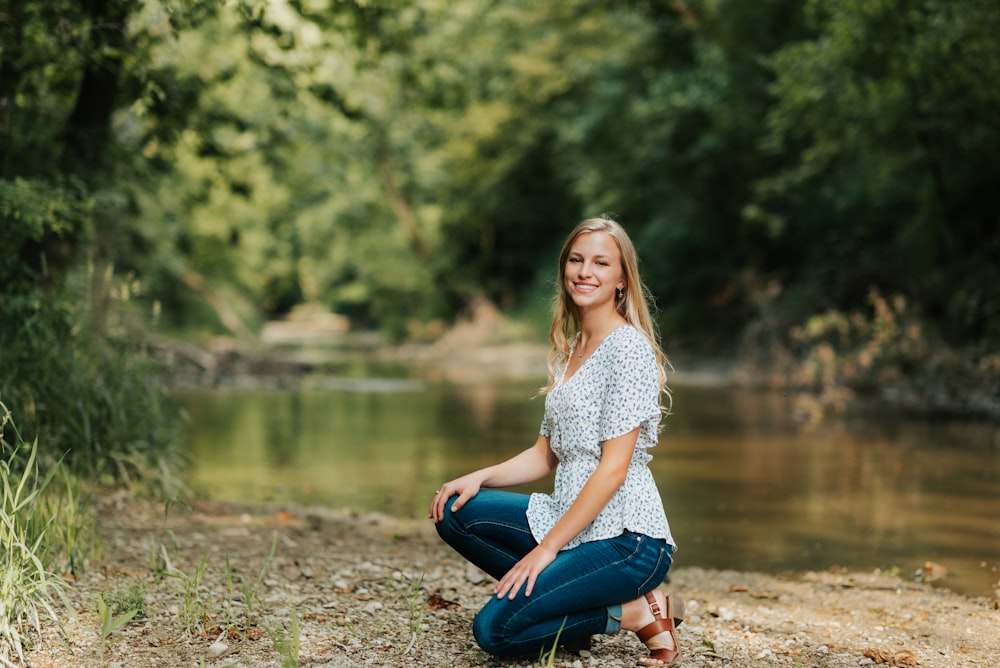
[430,217,683,666]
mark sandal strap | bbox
[645,590,662,617]
[637,591,684,666]
[636,616,676,644]
[638,645,681,666]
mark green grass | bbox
[0,403,71,665]
[266,605,301,668]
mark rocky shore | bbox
[25,495,1000,668]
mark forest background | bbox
[3,0,1000,486]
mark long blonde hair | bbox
[543,216,671,407]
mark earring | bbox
[616,288,625,301]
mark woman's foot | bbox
[621,589,685,666]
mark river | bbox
[175,364,999,599]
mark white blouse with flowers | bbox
[526,324,675,550]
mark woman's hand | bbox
[494,544,558,599]
[428,472,484,523]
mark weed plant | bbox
[33,466,103,576]
[167,551,213,631]
[95,592,140,640]
[0,404,70,665]
[266,605,301,668]
[402,573,426,655]
[535,618,566,667]
[102,580,148,619]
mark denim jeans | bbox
[434,490,673,658]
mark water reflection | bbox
[176,377,1000,598]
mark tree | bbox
[758,0,1000,344]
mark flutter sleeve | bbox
[599,329,661,444]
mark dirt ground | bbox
[21,494,1000,668]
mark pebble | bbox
[207,640,228,658]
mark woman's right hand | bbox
[429,472,485,523]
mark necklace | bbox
[575,329,607,359]
[575,321,626,360]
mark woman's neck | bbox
[578,309,627,345]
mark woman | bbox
[429,217,684,666]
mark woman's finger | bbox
[429,487,446,521]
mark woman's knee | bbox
[433,494,464,543]
[472,608,508,656]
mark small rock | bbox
[716,606,735,621]
[207,640,228,658]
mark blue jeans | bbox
[434,490,673,658]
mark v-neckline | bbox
[560,324,627,386]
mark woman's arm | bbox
[494,426,640,599]
[429,434,557,522]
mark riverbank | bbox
[25,495,1000,668]
[154,298,999,422]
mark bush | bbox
[0,270,182,493]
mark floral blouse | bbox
[526,324,675,550]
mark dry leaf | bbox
[750,590,778,599]
[427,590,461,610]
[728,585,750,592]
[864,647,893,664]
[303,612,328,622]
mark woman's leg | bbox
[434,490,539,580]
[472,532,673,658]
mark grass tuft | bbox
[0,402,70,665]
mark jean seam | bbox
[612,534,643,565]
[466,518,535,534]
[636,545,667,593]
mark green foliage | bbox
[34,466,103,578]
[1,0,184,489]
[266,605,301,668]
[169,551,213,631]
[0,272,182,488]
[101,580,148,620]
[96,592,140,639]
[0,405,70,665]
[759,0,1000,343]
[3,0,998,427]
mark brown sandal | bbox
[635,591,685,666]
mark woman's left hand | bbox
[495,544,558,600]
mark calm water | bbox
[175,370,1000,598]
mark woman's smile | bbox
[564,231,624,308]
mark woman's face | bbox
[563,231,626,311]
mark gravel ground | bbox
[22,494,1000,668]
